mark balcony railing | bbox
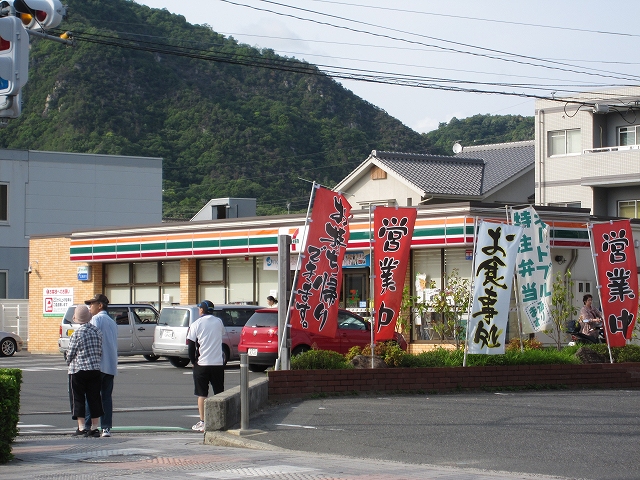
[583,144,640,154]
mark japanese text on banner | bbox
[511,207,553,332]
[373,207,417,342]
[290,187,352,338]
[468,222,522,354]
[591,220,639,347]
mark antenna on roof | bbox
[452,142,463,154]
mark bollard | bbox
[240,353,249,431]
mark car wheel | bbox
[0,338,16,357]
[292,345,311,356]
[222,347,229,366]
[143,354,159,362]
[168,356,190,368]
[248,364,269,373]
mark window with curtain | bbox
[548,129,581,156]
[619,200,640,219]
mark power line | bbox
[218,0,640,83]
[307,0,640,39]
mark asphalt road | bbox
[1,351,264,434]
[247,389,640,480]
[5,351,640,479]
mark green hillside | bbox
[0,0,534,218]
[423,114,534,154]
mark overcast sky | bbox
[137,0,640,135]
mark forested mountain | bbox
[423,114,534,154]
[0,0,534,218]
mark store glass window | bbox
[256,256,279,307]
[228,257,254,303]
[105,263,129,284]
[199,259,225,304]
[414,249,442,294]
[133,262,157,283]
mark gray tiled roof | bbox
[373,151,484,196]
[371,140,534,197]
[454,140,534,194]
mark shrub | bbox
[291,349,351,370]
[0,369,22,464]
[617,344,640,363]
[505,337,544,352]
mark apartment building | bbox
[535,87,640,217]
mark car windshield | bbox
[245,312,278,328]
[63,306,76,324]
[159,309,190,327]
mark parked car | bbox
[58,304,160,361]
[238,308,408,372]
[152,304,262,368]
[0,330,23,356]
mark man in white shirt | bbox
[84,293,118,438]
[187,300,225,432]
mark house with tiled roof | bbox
[333,140,534,209]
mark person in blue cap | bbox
[187,300,225,432]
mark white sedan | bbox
[0,331,23,356]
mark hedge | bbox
[0,369,22,464]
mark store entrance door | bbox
[341,268,369,311]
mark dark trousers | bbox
[69,370,103,421]
[84,373,114,430]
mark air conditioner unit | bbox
[593,104,610,114]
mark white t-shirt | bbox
[186,314,225,366]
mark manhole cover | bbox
[81,454,155,463]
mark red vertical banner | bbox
[373,207,417,342]
[591,220,639,347]
[290,186,352,338]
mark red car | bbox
[238,308,407,372]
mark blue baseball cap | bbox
[198,300,215,314]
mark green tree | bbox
[417,269,471,348]
[547,271,577,350]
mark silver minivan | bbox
[58,304,160,361]
[153,304,261,367]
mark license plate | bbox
[161,329,175,339]
[247,348,258,356]
[66,329,75,337]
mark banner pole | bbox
[587,223,614,364]
[369,202,375,368]
[506,206,525,353]
[275,181,317,370]
[463,217,479,367]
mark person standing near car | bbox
[187,300,225,432]
[84,294,118,438]
[67,304,103,437]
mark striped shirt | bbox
[67,323,102,374]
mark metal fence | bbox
[0,300,29,345]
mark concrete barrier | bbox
[203,376,269,432]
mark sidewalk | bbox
[2,431,571,480]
